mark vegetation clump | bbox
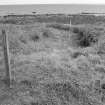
[29,32,40,42]
[71,27,98,47]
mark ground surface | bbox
[0,17,105,105]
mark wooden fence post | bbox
[2,29,11,87]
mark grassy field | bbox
[0,15,105,104]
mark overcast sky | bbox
[0,4,105,15]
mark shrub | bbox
[101,83,105,90]
[42,29,50,38]
[29,32,40,42]
[72,27,79,33]
[42,28,54,38]
[78,30,90,47]
[71,27,98,47]
[71,52,82,58]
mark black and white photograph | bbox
[1,2,105,105]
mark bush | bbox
[42,28,54,38]
[29,32,40,42]
[71,52,82,58]
[71,27,98,47]
[72,27,79,33]
[42,29,51,38]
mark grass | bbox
[47,23,70,31]
[0,22,105,104]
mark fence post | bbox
[2,29,11,87]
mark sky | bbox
[0,4,105,15]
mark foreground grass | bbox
[0,23,105,105]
